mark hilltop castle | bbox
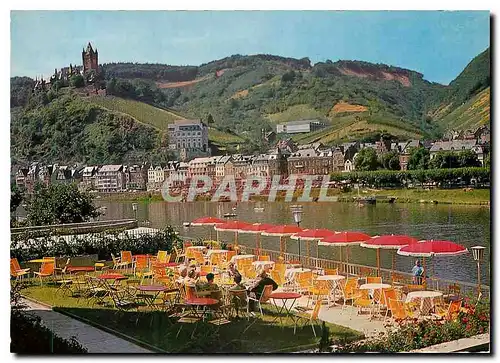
[82,42,99,75]
[45,42,100,89]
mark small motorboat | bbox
[183,222,191,227]
[355,196,376,205]
[254,207,265,212]
[232,206,237,211]
[224,213,237,218]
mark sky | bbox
[10,11,490,84]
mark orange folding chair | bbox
[34,261,55,286]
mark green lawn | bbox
[21,284,363,353]
[342,188,490,205]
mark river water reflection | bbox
[96,200,490,285]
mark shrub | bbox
[335,294,490,352]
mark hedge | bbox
[10,226,182,262]
[330,167,490,188]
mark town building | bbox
[81,166,99,190]
[429,140,478,159]
[188,157,217,179]
[125,164,147,191]
[398,140,422,171]
[147,165,165,191]
[276,120,326,134]
[168,119,209,157]
[95,165,124,193]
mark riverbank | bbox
[96,188,490,206]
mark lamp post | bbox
[291,205,303,264]
[471,246,485,298]
[132,203,138,221]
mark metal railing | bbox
[239,245,490,298]
[11,219,138,238]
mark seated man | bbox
[229,274,247,316]
[196,272,219,293]
[247,268,278,311]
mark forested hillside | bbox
[10,48,490,165]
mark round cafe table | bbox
[317,275,346,307]
[285,268,311,282]
[252,261,275,270]
[269,292,302,325]
[136,285,168,308]
[185,297,219,320]
[28,258,54,263]
[206,249,228,257]
[406,290,443,316]
[99,273,127,280]
[67,266,95,273]
[359,283,391,303]
[230,254,255,263]
[152,262,179,268]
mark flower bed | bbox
[334,296,490,352]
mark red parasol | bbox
[262,225,303,256]
[191,217,225,226]
[191,216,225,240]
[214,221,252,247]
[290,229,336,263]
[397,240,468,257]
[397,240,468,287]
[360,235,419,278]
[318,231,371,275]
[238,223,275,254]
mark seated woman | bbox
[229,274,247,316]
[247,268,278,311]
[227,262,241,279]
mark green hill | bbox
[11,49,490,165]
[86,95,182,130]
[429,48,490,131]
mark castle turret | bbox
[82,42,99,75]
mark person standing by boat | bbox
[412,259,424,285]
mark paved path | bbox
[22,299,152,353]
[274,291,387,338]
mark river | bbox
[95,200,490,285]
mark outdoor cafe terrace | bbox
[10,220,490,353]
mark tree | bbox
[26,183,100,226]
[408,147,430,170]
[484,153,490,168]
[69,74,84,88]
[207,114,215,125]
[354,148,379,171]
[11,183,24,213]
[429,151,460,169]
[380,151,401,170]
[457,149,481,168]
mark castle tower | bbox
[82,42,99,74]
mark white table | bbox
[359,283,392,319]
[230,254,255,262]
[285,268,312,281]
[317,275,346,307]
[406,290,443,316]
[252,260,275,271]
[206,249,228,257]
